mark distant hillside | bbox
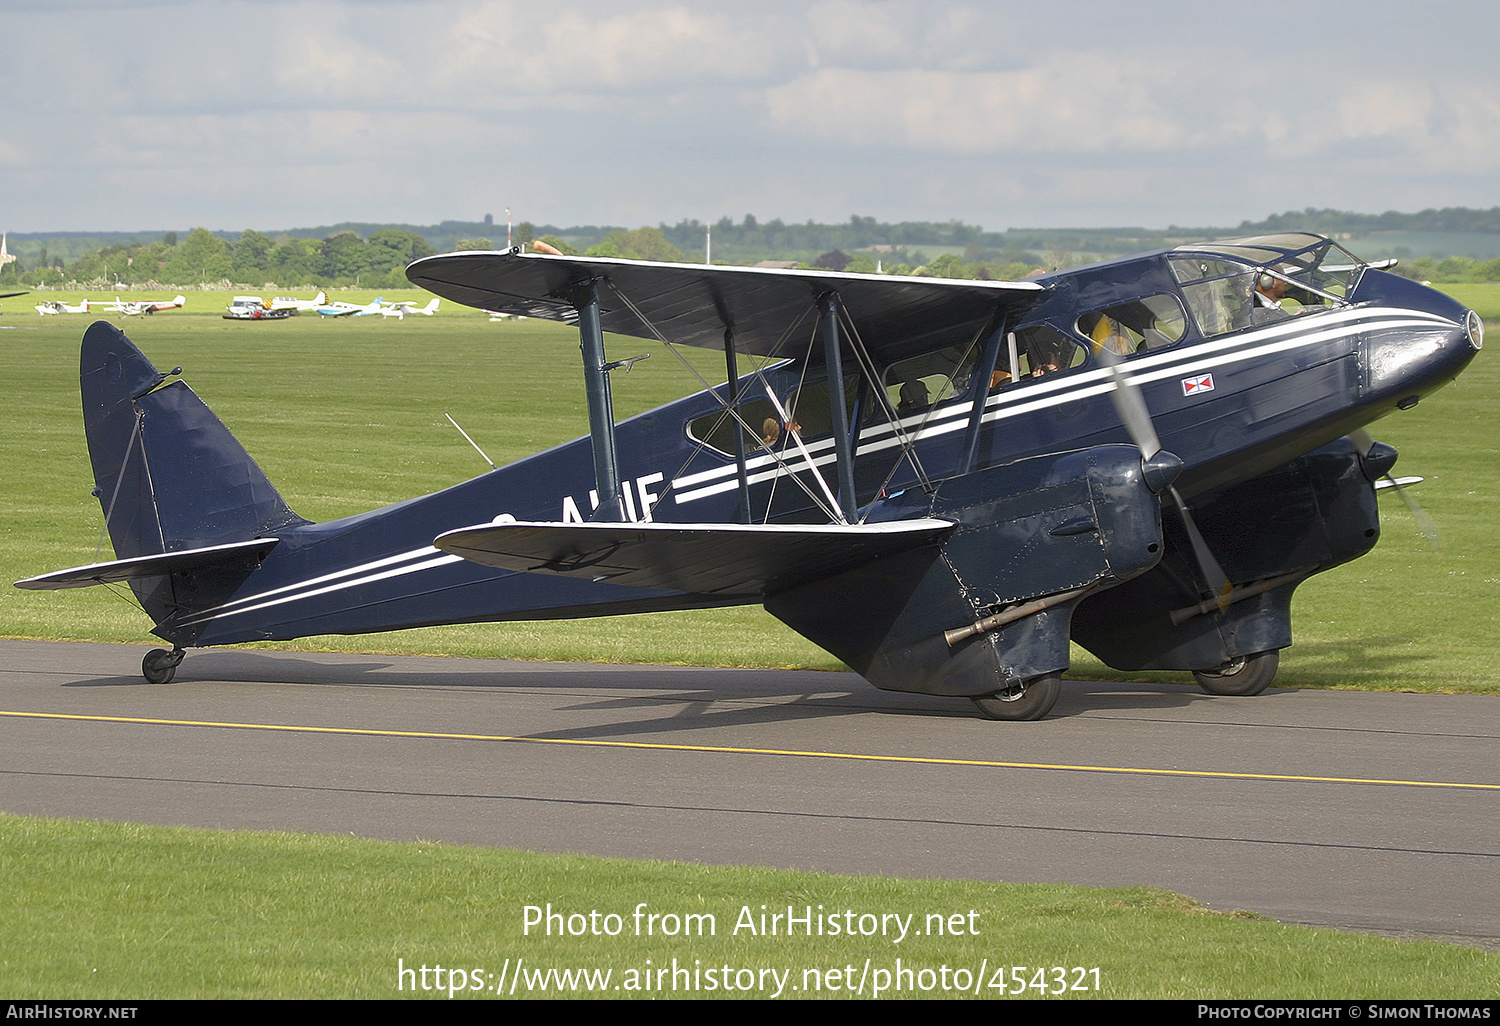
[1238,207,1500,236]
[8,207,1500,286]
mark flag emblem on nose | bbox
[1182,373,1214,395]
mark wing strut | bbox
[818,293,858,521]
[722,327,753,524]
[604,279,845,524]
[958,314,1009,475]
[571,278,625,522]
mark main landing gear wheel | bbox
[1193,650,1278,696]
[972,674,1061,721]
[141,648,184,685]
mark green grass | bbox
[3,812,1496,999]
[1433,283,1500,321]
[3,289,1493,689]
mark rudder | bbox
[81,321,309,562]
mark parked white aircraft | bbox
[379,298,441,319]
[317,296,385,317]
[268,291,327,313]
[36,299,92,315]
[0,233,24,308]
[100,295,187,316]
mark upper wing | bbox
[406,250,1045,362]
[434,518,954,598]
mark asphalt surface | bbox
[2,639,1497,950]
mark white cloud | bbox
[764,56,1195,155]
[4,0,1500,231]
[438,2,794,96]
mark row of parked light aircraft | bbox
[315,296,441,319]
[225,295,440,319]
[36,295,187,316]
[29,293,442,320]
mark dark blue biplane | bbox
[18,232,1482,718]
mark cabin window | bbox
[1176,236,1365,300]
[1171,257,1258,337]
[687,397,784,456]
[686,374,863,457]
[784,374,863,438]
[882,345,980,414]
[985,325,1086,390]
[1075,294,1188,356]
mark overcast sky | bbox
[4,0,1497,234]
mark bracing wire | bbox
[604,280,844,523]
[96,406,145,562]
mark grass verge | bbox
[3,813,1496,1000]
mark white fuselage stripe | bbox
[179,547,461,627]
[669,307,1456,504]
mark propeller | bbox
[1348,428,1440,552]
[1098,347,1233,609]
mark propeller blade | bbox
[1098,347,1229,604]
[1170,486,1233,609]
[1098,347,1161,459]
[1348,429,1439,552]
[1388,476,1441,553]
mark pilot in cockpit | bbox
[1252,272,1292,323]
[1251,264,1309,324]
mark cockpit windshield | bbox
[1175,233,1367,298]
[1168,233,1365,338]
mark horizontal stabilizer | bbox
[434,519,954,597]
[15,538,280,591]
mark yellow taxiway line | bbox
[3,708,1497,791]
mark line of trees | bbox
[9,206,1500,290]
[1240,207,1500,236]
[2,227,437,290]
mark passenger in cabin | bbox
[1088,313,1135,356]
[898,378,930,411]
[761,417,780,447]
[1027,340,1064,376]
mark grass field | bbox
[2,286,1495,690]
[4,813,1498,1000]
[2,286,1497,1000]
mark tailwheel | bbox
[1193,650,1278,696]
[972,674,1062,721]
[142,647,185,685]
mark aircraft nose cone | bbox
[1465,309,1485,351]
[1361,314,1479,409]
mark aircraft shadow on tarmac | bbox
[55,647,1301,741]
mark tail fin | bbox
[82,320,309,561]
